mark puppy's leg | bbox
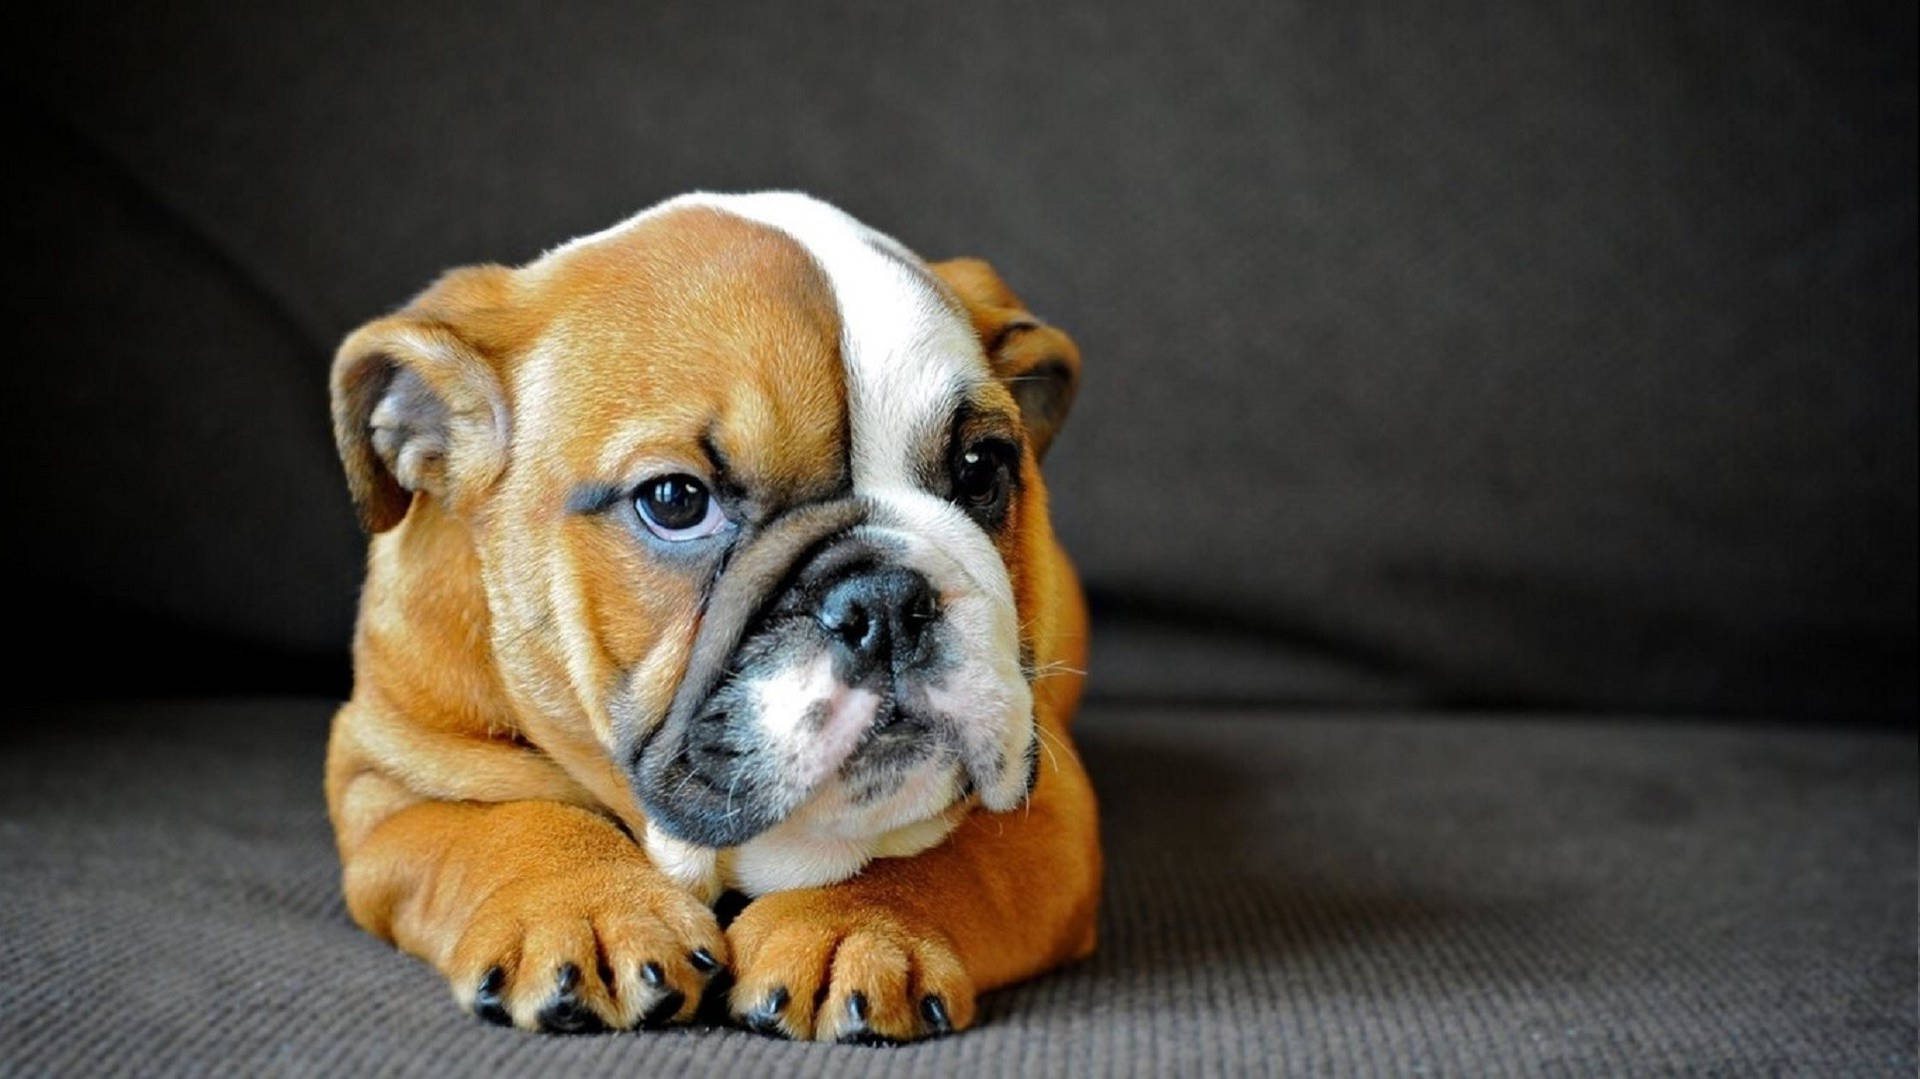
[330,720,726,1032]
[725,716,1100,1043]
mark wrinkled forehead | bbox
[512,195,999,504]
[685,192,996,490]
[509,204,853,500]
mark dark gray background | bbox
[3,0,1914,718]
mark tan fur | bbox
[326,207,1097,1040]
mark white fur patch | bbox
[754,652,880,791]
[644,826,722,904]
[725,768,965,894]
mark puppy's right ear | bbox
[329,267,513,533]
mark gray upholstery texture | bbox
[2,700,1912,1075]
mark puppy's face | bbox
[333,194,1079,891]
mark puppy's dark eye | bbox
[635,474,728,541]
[951,440,1015,520]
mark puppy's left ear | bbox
[932,258,1081,460]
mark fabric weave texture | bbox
[3,702,1911,1075]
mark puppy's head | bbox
[331,193,1079,893]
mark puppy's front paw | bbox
[726,889,975,1044]
[446,862,726,1033]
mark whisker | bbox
[1030,721,1066,780]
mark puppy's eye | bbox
[951,440,1015,519]
[635,474,728,541]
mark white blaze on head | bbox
[696,192,1036,803]
[619,191,1039,896]
[691,194,976,484]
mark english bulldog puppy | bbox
[325,192,1099,1043]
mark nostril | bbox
[895,579,939,647]
[832,607,870,648]
[904,587,940,627]
[816,586,876,651]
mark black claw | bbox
[540,998,607,1034]
[641,961,666,989]
[741,986,790,1038]
[837,1023,901,1048]
[742,1011,786,1037]
[836,991,899,1046]
[920,994,953,1035]
[473,966,512,1027]
[537,963,607,1034]
[641,989,686,1028]
[688,948,720,975]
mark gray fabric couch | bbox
[3,702,1911,1074]
[2,1,1913,1074]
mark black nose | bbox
[815,567,940,677]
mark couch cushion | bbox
[2,699,1911,1073]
